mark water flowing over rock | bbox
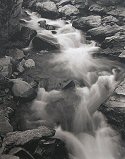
[32,34,60,51]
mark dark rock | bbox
[34,138,69,159]
[87,25,121,42]
[32,34,60,51]
[0,155,19,159]
[7,49,25,60]
[10,79,38,102]
[59,4,79,17]
[38,20,47,29]
[107,7,125,18]
[3,126,55,153]
[9,147,35,159]
[72,15,101,31]
[0,0,23,51]
[62,80,81,90]
[35,1,59,19]
[96,0,122,6]
[52,31,57,34]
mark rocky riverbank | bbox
[0,0,125,158]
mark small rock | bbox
[72,15,101,31]
[38,20,47,28]
[89,4,106,14]
[8,49,25,60]
[10,79,38,102]
[59,4,79,17]
[24,59,35,68]
[32,33,60,51]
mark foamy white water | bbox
[24,11,125,159]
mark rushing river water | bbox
[24,11,125,159]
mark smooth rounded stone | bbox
[24,59,35,68]
[72,15,101,31]
[87,24,121,41]
[32,33,60,51]
[35,1,59,19]
[0,155,19,159]
[10,79,37,101]
[102,16,119,25]
[59,4,79,17]
[3,126,55,150]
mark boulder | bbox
[32,33,60,51]
[59,4,79,17]
[7,49,25,60]
[3,126,55,152]
[35,1,59,19]
[87,25,121,41]
[72,15,101,31]
[101,32,125,50]
[10,79,38,102]
[89,4,106,15]
[38,20,56,30]
[107,7,125,18]
[34,138,69,159]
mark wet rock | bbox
[0,56,12,77]
[3,126,55,152]
[59,4,79,17]
[0,109,13,136]
[34,138,69,159]
[0,155,19,159]
[38,20,47,29]
[62,80,81,90]
[35,1,59,19]
[24,59,35,68]
[72,15,101,31]
[32,33,60,51]
[10,79,38,102]
[9,147,35,159]
[96,0,122,6]
[87,25,121,42]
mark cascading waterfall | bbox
[24,11,125,159]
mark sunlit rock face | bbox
[0,0,23,50]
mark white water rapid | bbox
[24,11,125,159]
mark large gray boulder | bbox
[0,0,23,50]
[59,4,79,17]
[72,15,101,31]
[34,1,59,19]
